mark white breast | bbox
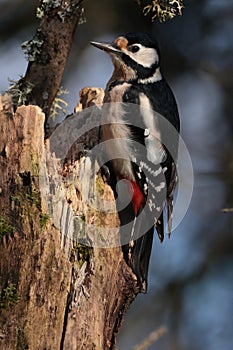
[101,83,135,180]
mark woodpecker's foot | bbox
[100,164,111,183]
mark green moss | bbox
[8,185,44,237]
[40,213,50,230]
[75,243,92,268]
[10,195,20,203]
[0,284,19,309]
[0,216,15,240]
[10,187,41,217]
[25,189,41,210]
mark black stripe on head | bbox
[121,54,159,80]
[122,32,161,79]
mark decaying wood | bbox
[0,93,139,350]
[74,86,105,113]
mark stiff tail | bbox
[103,164,163,292]
[117,179,153,292]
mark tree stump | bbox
[0,93,139,350]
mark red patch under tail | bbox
[129,181,145,215]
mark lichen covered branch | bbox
[138,0,185,22]
[10,0,84,125]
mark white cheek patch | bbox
[124,45,159,68]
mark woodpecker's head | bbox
[91,32,162,83]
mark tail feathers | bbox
[103,164,169,292]
[115,177,154,291]
[156,213,164,243]
[167,196,173,238]
[166,162,177,238]
[156,198,174,241]
[120,205,154,293]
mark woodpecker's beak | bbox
[90,41,122,55]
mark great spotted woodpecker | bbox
[91,32,180,292]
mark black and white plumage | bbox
[91,32,180,292]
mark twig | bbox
[132,326,167,350]
[221,208,233,213]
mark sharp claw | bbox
[100,164,111,183]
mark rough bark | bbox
[18,0,84,123]
[0,94,139,350]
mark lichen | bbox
[21,35,44,62]
[36,0,85,23]
[8,78,33,107]
[50,87,69,120]
[36,0,61,20]
[78,7,86,25]
[140,0,184,22]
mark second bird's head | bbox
[91,32,161,82]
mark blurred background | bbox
[0,0,233,349]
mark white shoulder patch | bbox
[139,93,166,164]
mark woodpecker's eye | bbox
[130,45,140,53]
